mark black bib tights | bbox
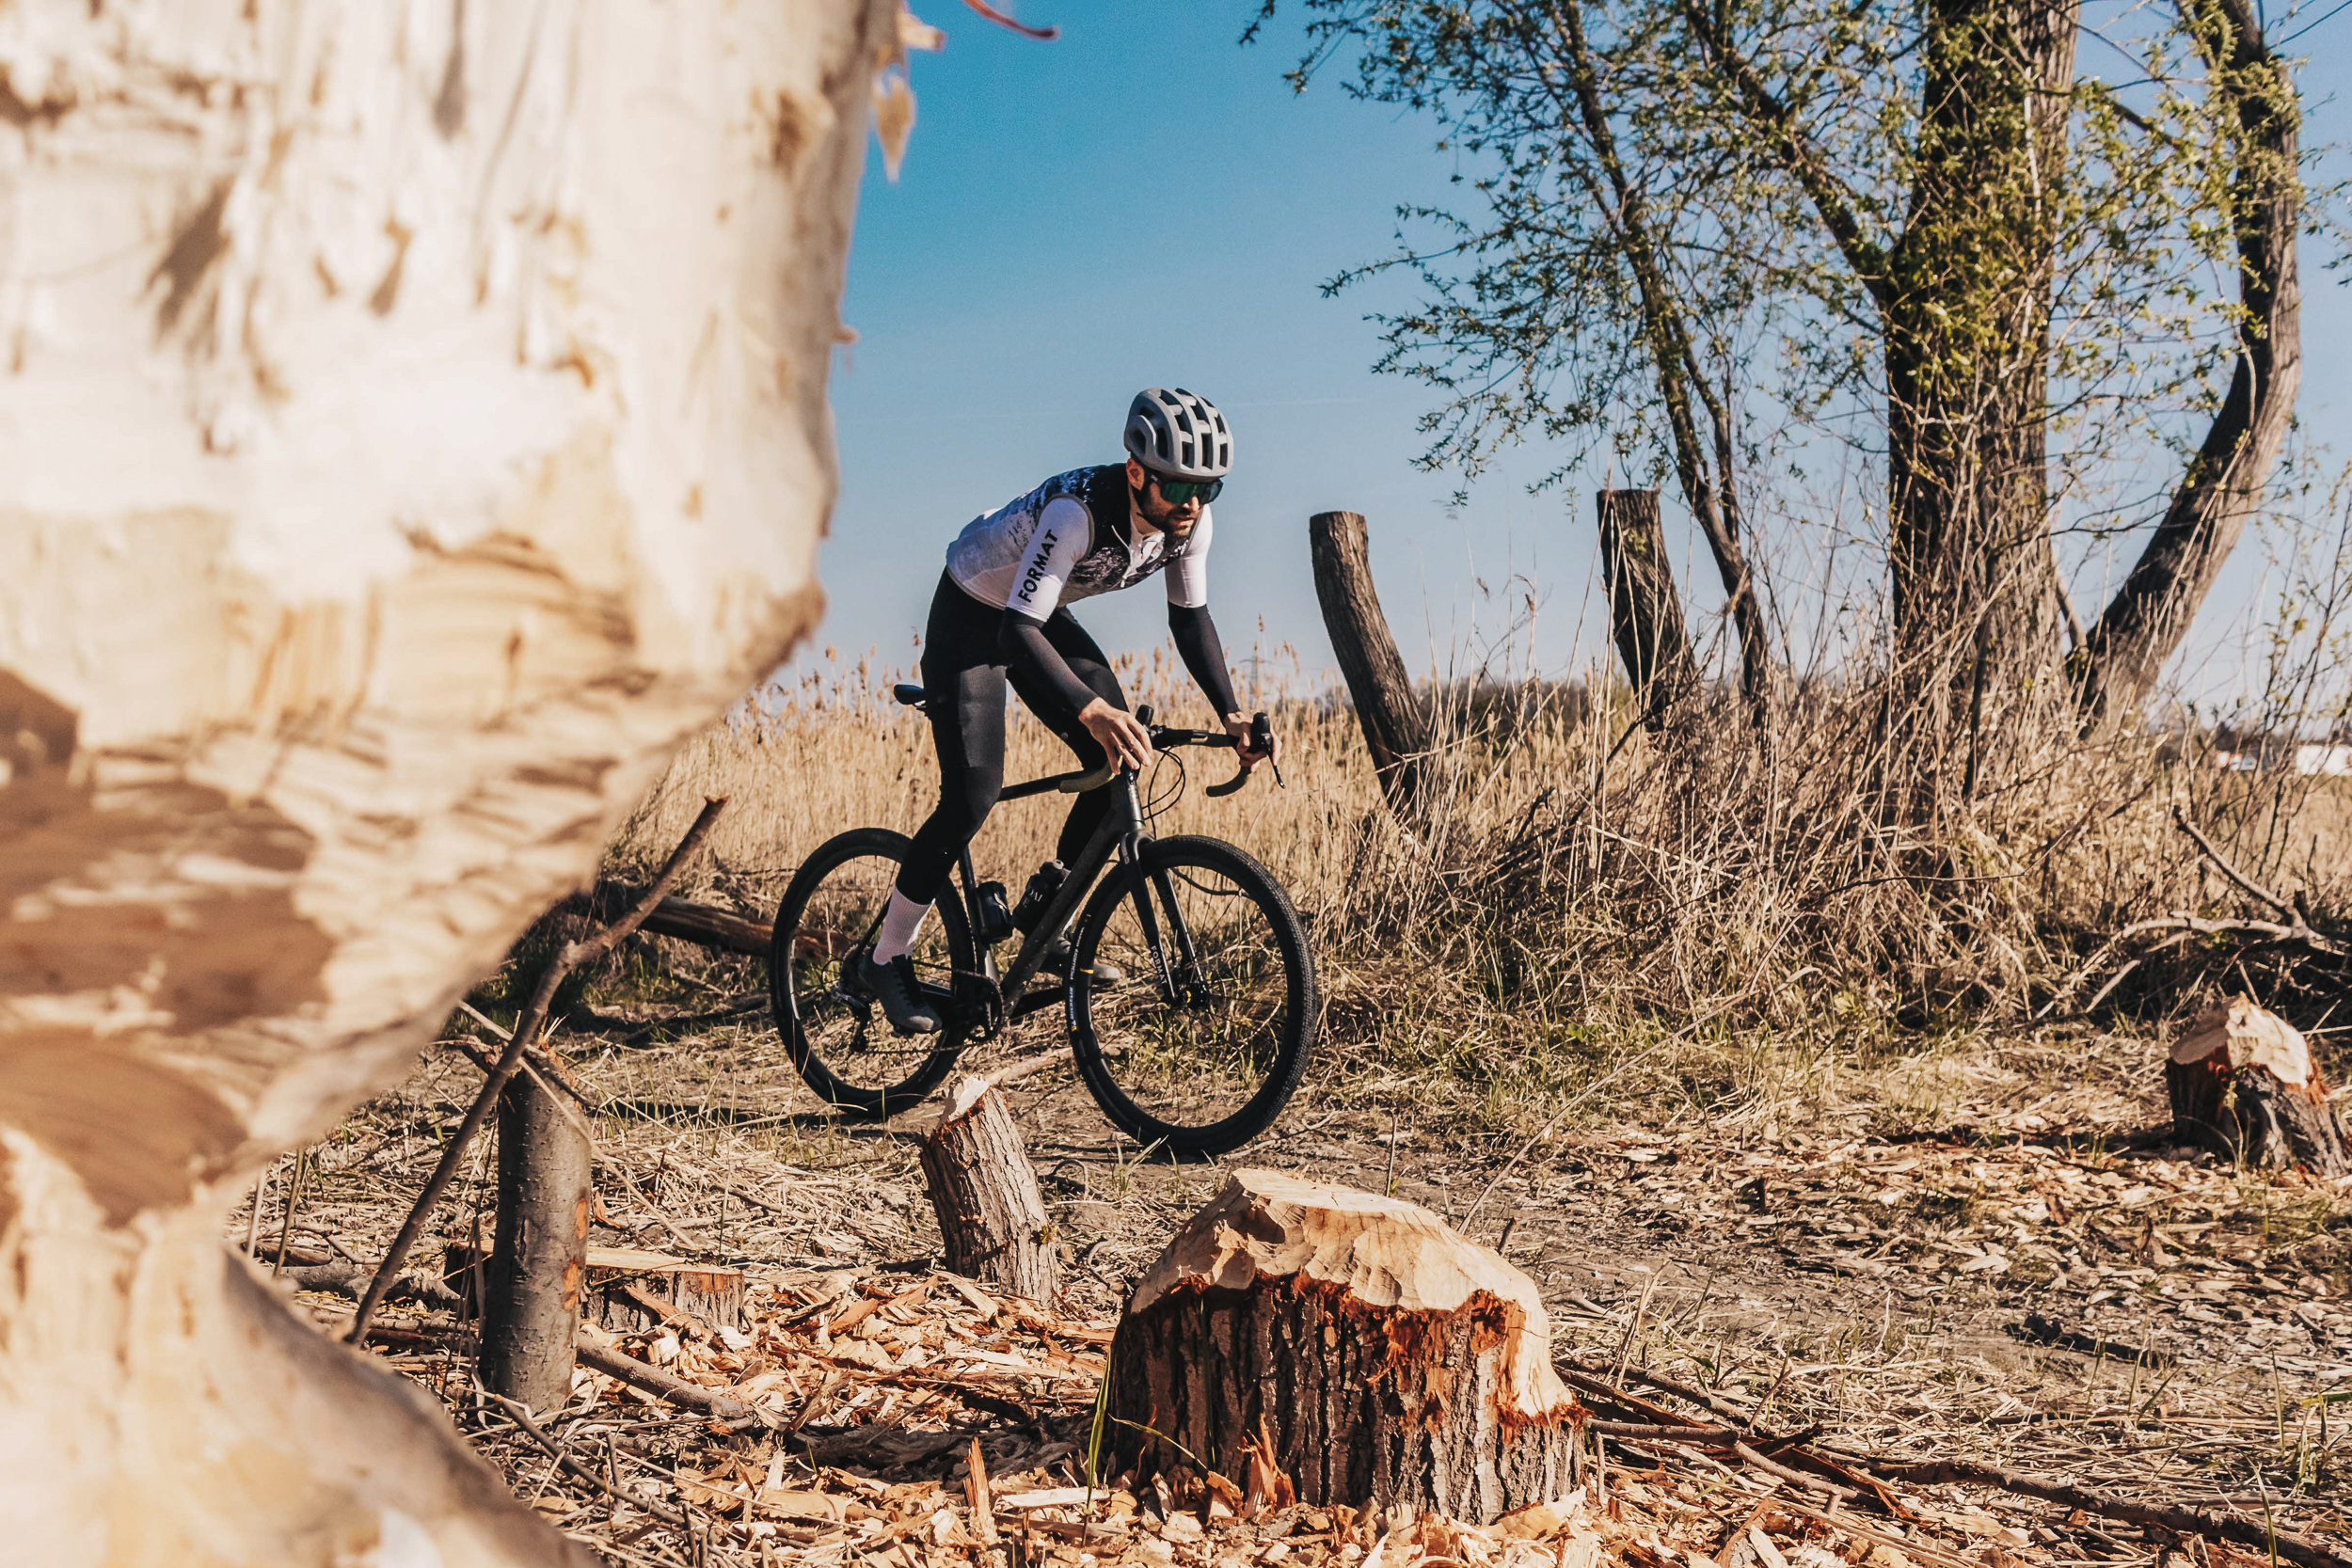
[895,573,1125,906]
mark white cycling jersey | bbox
[945,465,1211,620]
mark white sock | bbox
[871,890,932,964]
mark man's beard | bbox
[1131,483,1199,535]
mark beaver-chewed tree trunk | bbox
[0,0,890,1557]
[1105,1171,1582,1524]
[920,1076,1058,1303]
[2167,997,2349,1176]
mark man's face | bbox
[1126,458,1206,534]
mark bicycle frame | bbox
[948,761,1169,1031]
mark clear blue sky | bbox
[817,1,2351,711]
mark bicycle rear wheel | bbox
[1068,834,1316,1157]
[770,828,970,1118]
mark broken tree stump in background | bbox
[449,1241,745,1335]
[479,1070,595,1410]
[920,1076,1057,1303]
[2167,997,2349,1176]
[1597,489,1699,731]
[1105,1169,1582,1523]
[1310,510,1431,815]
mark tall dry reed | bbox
[605,641,2349,1136]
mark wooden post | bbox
[478,1071,595,1411]
[2166,998,2348,1176]
[920,1076,1058,1303]
[1105,1170,1582,1523]
[1597,489,1699,731]
[1310,510,1431,814]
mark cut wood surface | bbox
[920,1076,1059,1303]
[2166,996,2348,1175]
[0,1,891,1555]
[1106,1169,1581,1524]
[1310,511,1432,814]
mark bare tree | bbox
[1263,0,2309,726]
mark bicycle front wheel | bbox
[770,828,970,1119]
[1068,834,1316,1157]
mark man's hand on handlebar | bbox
[1225,711,1279,770]
[1079,697,1155,772]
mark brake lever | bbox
[1205,711,1279,798]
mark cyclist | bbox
[859,388,1276,1034]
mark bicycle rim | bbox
[1069,835,1314,1156]
[771,829,968,1117]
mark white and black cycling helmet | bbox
[1123,388,1232,482]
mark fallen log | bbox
[573,880,774,958]
[920,1076,1058,1303]
[1104,1169,1581,1524]
[2166,996,2348,1175]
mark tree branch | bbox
[346,799,728,1342]
[1679,1,1893,304]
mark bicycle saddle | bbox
[892,683,927,707]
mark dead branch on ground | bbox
[347,799,728,1341]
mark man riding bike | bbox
[858,388,1276,1034]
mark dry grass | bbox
[601,650,2352,1146]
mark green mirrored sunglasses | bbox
[1151,473,1223,506]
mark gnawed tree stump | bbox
[2168,997,2348,1176]
[449,1243,744,1335]
[1105,1170,1582,1524]
[920,1076,1058,1303]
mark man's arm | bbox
[1168,602,1239,720]
[1162,510,1238,719]
[994,498,1101,715]
[999,611,1103,716]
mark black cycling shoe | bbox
[855,951,942,1035]
[1040,937,1123,986]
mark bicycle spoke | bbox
[772,832,969,1115]
[1079,853,1295,1137]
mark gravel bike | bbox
[768,688,1316,1157]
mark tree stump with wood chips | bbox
[1104,1170,1582,1524]
[920,1076,1058,1303]
[2167,997,2348,1176]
